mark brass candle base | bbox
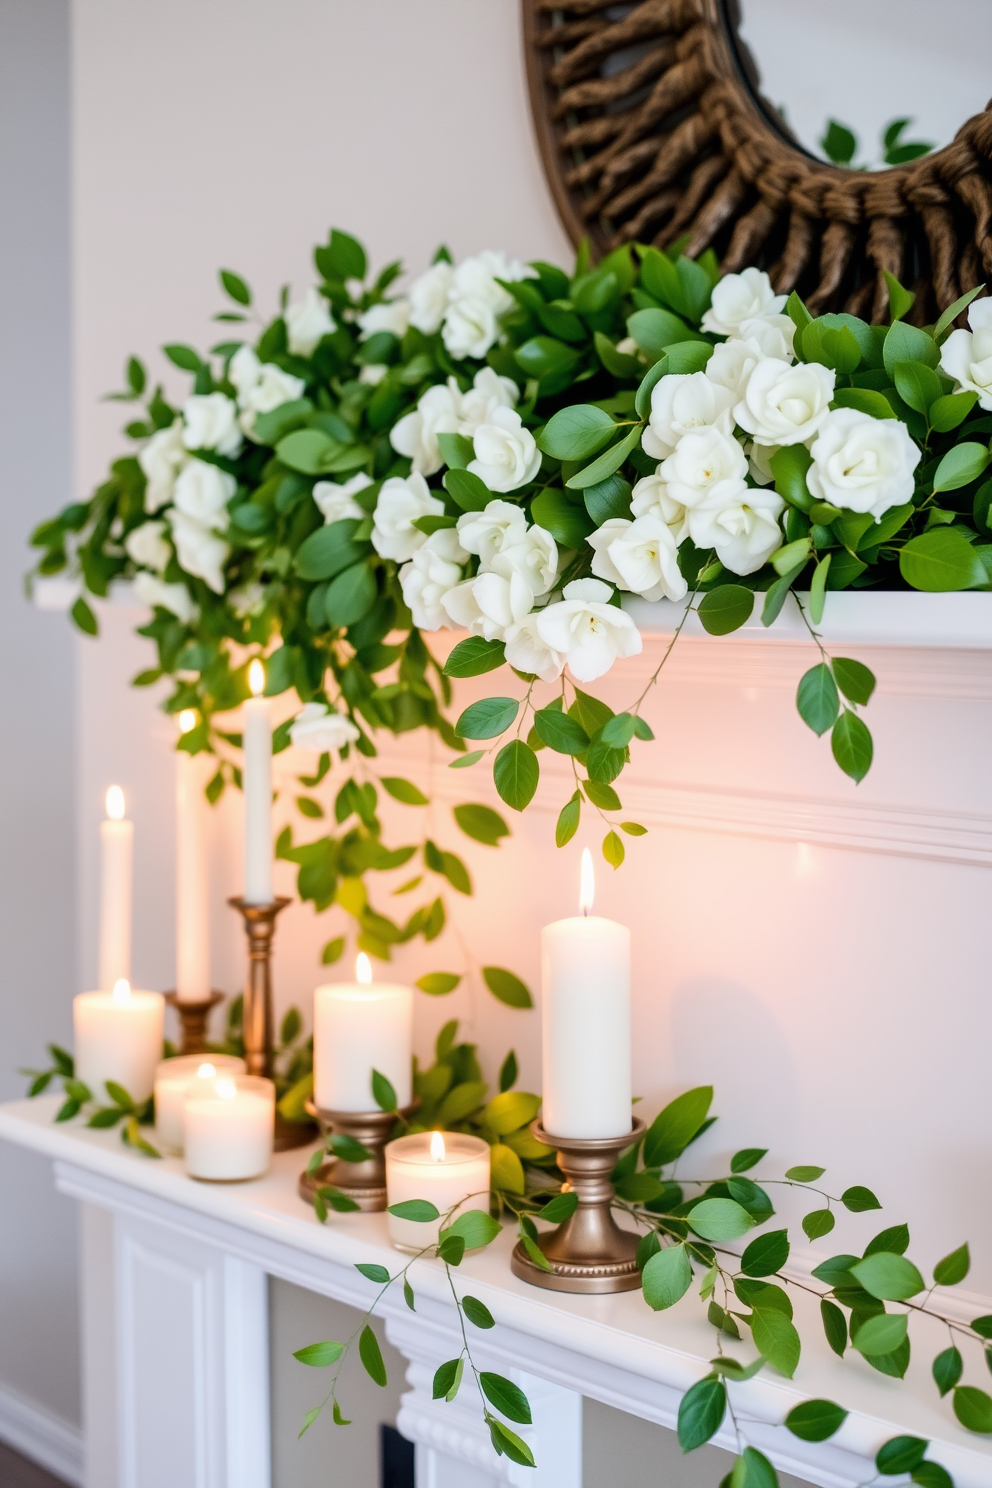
[163,991,225,1054]
[298,1101,419,1213]
[511,1118,646,1294]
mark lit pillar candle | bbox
[385,1131,491,1249]
[175,710,212,1002]
[99,785,133,991]
[243,659,272,905]
[153,1053,246,1152]
[73,980,164,1104]
[541,848,632,1139]
[183,1075,275,1181]
[313,953,413,1112]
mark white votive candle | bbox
[175,711,211,1002]
[74,980,164,1105]
[243,659,272,905]
[313,954,412,1112]
[386,1131,491,1250]
[541,848,632,1139]
[99,785,133,991]
[183,1075,274,1181]
[154,1054,246,1152]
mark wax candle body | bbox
[154,1054,246,1152]
[541,915,632,1139]
[175,751,211,1001]
[99,817,133,991]
[313,982,413,1111]
[74,989,164,1104]
[243,695,272,904]
[385,1133,491,1249]
[183,1076,274,1180]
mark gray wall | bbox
[0,0,80,1432]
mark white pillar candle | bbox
[541,848,632,1140]
[73,981,164,1105]
[243,659,272,905]
[313,953,413,1112]
[175,711,211,1003]
[183,1075,274,1181]
[99,785,133,991]
[385,1131,491,1250]
[153,1054,246,1152]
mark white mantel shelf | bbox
[2,1098,990,1488]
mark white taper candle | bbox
[175,711,211,1002]
[99,785,133,991]
[243,659,273,905]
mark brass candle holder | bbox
[163,991,225,1054]
[511,1117,646,1294]
[298,1100,419,1212]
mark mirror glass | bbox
[737,0,992,168]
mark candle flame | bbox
[197,1062,216,1078]
[178,708,198,735]
[216,1079,238,1100]
[105,785,125,821]
[112,978,131,1006]
[579,847,595,916]
[248,658,265,697]
[355,952,372,985]
[430,1130,446,1162]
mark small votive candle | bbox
[385,1131,491,1250]
[154,1054,247,1153]
[183,1075,274,1182]
[73,980,164,1105]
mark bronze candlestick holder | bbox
[511,1117,646,1294]
[298,1100,419,1213]
[164,991,225,1054]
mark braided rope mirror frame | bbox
[523,0,992,322]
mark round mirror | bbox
[737,0,992,168]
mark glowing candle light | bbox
[73,977,164,1105]
[313,953,413,1112]
[385,1128,491,1249]
[153,1052,246,1151]
[99,784,133,991]
[182,1074,275,1181]
[175,709,211,1001]
[243,659,272,904]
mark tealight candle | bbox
[153,1054,246,1152]
[385,1130,491,1250]
[73,980,165,1105]
[183,1075,274,1181]
[313,953,413,1112]
[541,848,631,1139]
[243,659,272,905]
[99,785,133,991]
[175,710,211,1003]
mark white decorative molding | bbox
[0,1378,84,1487]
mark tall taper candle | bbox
[99,785,133,991]
[243,659,272,904]
[176,711,211,1001]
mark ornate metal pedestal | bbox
[163,991,225,1054]
[298,1102,418,1212]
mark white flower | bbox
[398,527,468,630]
[358,300,410,341]
[289,702,360,754]
[586,515,688,602]
[689,484,785,576]
[228,581,265,617]
[630,472,691,542]
[457,367,519,436]
[497,524,558,596]
[747,442,779,486]
[705,339,763,402]
[313,472,373,524]
[737,314,796,361]
[389,380,461,476]
[701,268,786,337]
[172,459,236,530]
[230,345,307,436]
[358,363,389,386]
[125,520,170,574]
[456,499,527,565]
[229,345,262,399]
[468,407,541,493]
[642,372,735,460]
[408,261,455,335]
[441,554,535,641]
[503,613,565,682]
[139,420,187,512]
[616,336,641,357]
[286,287,335,356]
[442,250,532,360]
[939,297,992,410]
[182,392,242,457]
[734,358,835,447]
[167,510,230,593]
[659,427,749,511]
[807,408,921,520]
[132,571,197,624]
[371,472,444,562]
[535,578,642,683]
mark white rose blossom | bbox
[408,260,455,335]
[586,515,688,602]
[659,427,749,511]
[182,392,242,457]
[139,420,187,512]
[630,473,691,543]
[535,578,642,683]
[125,520,171,574]
[172,459,236,530]
[371,472,444,562]
[701,268,786,337]
[441,553,535,641]
[230,346,306,436]
[642,372,735,460]
[358,299,411,341]
[228,581,265,618]
[807,408,921,520]
[389,380,461,476]
[939,297,992,410]
[503,613,565,683]
[737,314,796,361]
[747,441,779,487]
[313,472,373,524]
[398,527,468,630]
[689,483,785,576]
[289,702,360,754]
[167,510,230,594]
[734,358,835,447]
[442,250,532,360]
[132,571,197,624]
[467,406,542,493]
[456,500,558,595]
[285,287,335,356]
[457,367,519,436]
[358,363,388,386]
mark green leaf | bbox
[642,1243,692,1310]
[529,488,594,546]
[162,342,201,372]
[565,423,643,490]
[803,1209,836,1240]
[933,1345,963,1396]
[481,1090,541,1135]
[537,404,618,461]
[443,467,491,512]
[488,1419,535,1467]
[934,1242,970,1286]
[894,361,942,414]
[853,1312,908,1356]
[480,1372,532,1425]
[436,431,475,470]
[403,1276,416,1312]
[533,707,589,755]
[785,1399,848,1442]
[444,1209,501,1250]
[540,1191,579,1224]
[796,663,839,736]
[929,391,979,432]
[821,1299,847,1357]
[934,286,986,341]
[444,637,506,677]
[751,1307,801,1377]
[493,740,539,812]
[627,305,698,358]
[71,596,98,636]
[602,830,625,869]
[820,119,856,164]
[762,562,806,627]
[770,444,814,511]
[583,472,634,525]
[371,1069,397,1111]
[971,1316,992,1338]
[277,427,338,475]
[416,972,461,995]
[876,1437,928,1475]
[933,442,991,494]
[326,229,366,280]
[462,1295,495,1330]
[355,1262,390,1284]
[831,711,873,783]
[697,586,754,636]
[620,821,647,837]
[634,357,669,420]
[741,1229,789,1277]
[387,1198,440,1222]
[298,1406,321,1437]
[735,1278,792,1318]
[832,657,875,705]
[954,1385,992,1432]
[677,1375,726,1451]
[294,1340,344,1366]
[453,803,509,845]
[358,1324,387,1387]
[514,335,580,384]
[482,966,533,1009]
[831,387,898,420]
[785,1165,825,1182]
[449,751,484,770]
[912,1465,953,1488]
[499,1050,518,1093]
[851,1253,924,1301]
[556,792,581,847]
[322,937,345,965]
[730,1447,778,1488]
[433,1357,463,1401]
[381,776,429,806]
[644,1085,712,1167]
[883,320,938,374]
[220,269,251,306]
[842,1185,882,1212]
[584,781,620,811]
[325,562,376,628]
[883,270,916,323]
[688,1197,756,1243]
[456,697,518,740]
[900,528,986,591]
